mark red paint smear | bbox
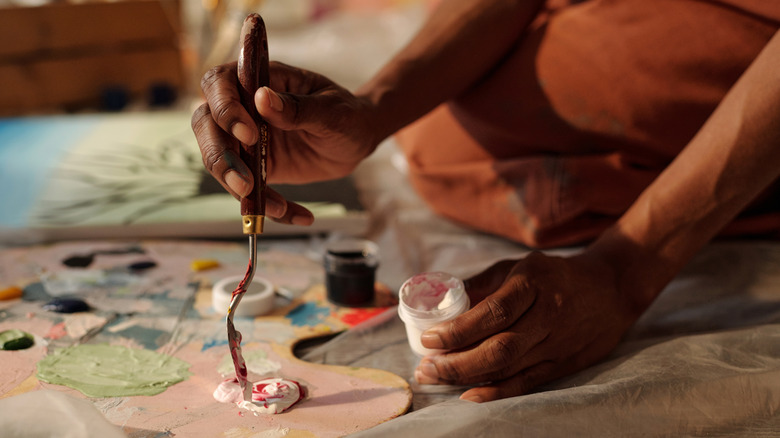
[228,258,254,391]
[231,258,253,301]
[340,308,386,327]
[251,380,305,410]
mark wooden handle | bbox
[237,13,269,231]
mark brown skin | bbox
[193,0,780,403]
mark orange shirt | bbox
[397,0,780,247]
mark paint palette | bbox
[0,240,411,437]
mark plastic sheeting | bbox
[0,390,126,438]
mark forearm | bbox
[356,0,545,143]
[589,31,780,315]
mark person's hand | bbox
[414,250,641,402]
[191,61,381,224]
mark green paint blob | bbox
[0,329,34,350]
[36,344,191,397]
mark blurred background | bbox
[0,0,433,116]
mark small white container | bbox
[212,275,275,317]
[397,272,470,356]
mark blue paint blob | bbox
[42,297,90,313]
[201,337,229,351]
[285,302,331,327]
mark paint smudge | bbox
[0,329,35,350]
[62,246,145,268]
[21,282,50,301]
[0,286,23,300]
[45,322,68,340]
[217,349,281,377]
[285,302,331,327]
[128,260,157,271]
[201,337,229,351]
[339,308,386,327]
[41,269,144,297]
[190,259,220,272]
[42,297,90,313]
[63,313,108,339]
[110,325,169,351]
[37,344,191,397]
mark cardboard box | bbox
[0,0,184,115]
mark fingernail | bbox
[419,360,439,379]
[414,368,437,385]
[224,170,251,198]
[231,122,255,145]
[420,331,445,349]
[262,87,284,112]
[461,394,484,403]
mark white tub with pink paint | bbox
[397,272,470,356]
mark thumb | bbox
[255,86,319,132]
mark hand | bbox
[414,250,641,402]
[191,61,381,224]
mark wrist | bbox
[355,80,412,146]
[583,226,679,319]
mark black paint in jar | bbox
[323,240,379,307]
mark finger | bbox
[415,328,547,385]
[463,259,516,304]
[192,103,254,198]
[256,86,345,134]
[264,188,314,226]
[258,63,352,134]
[267,61,333,96]
[458,361,558,403]
[200,62,258,145]
[421,274,535,350]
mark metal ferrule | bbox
[242,215,265,234]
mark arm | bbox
[193,0,544,214]
[355,0,546,143]
[589,29,780,316]
[416,30,780,402]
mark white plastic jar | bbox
[397,272,470,356]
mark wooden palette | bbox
[0,240,411,437]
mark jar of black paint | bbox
[323,239,379,307]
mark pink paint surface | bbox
[0,241,410,436]
[401,272,460,310]
[0,318,52,394]
[116,342,409,437]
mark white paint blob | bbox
[214,377,303,415]
[397,272,470,356]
